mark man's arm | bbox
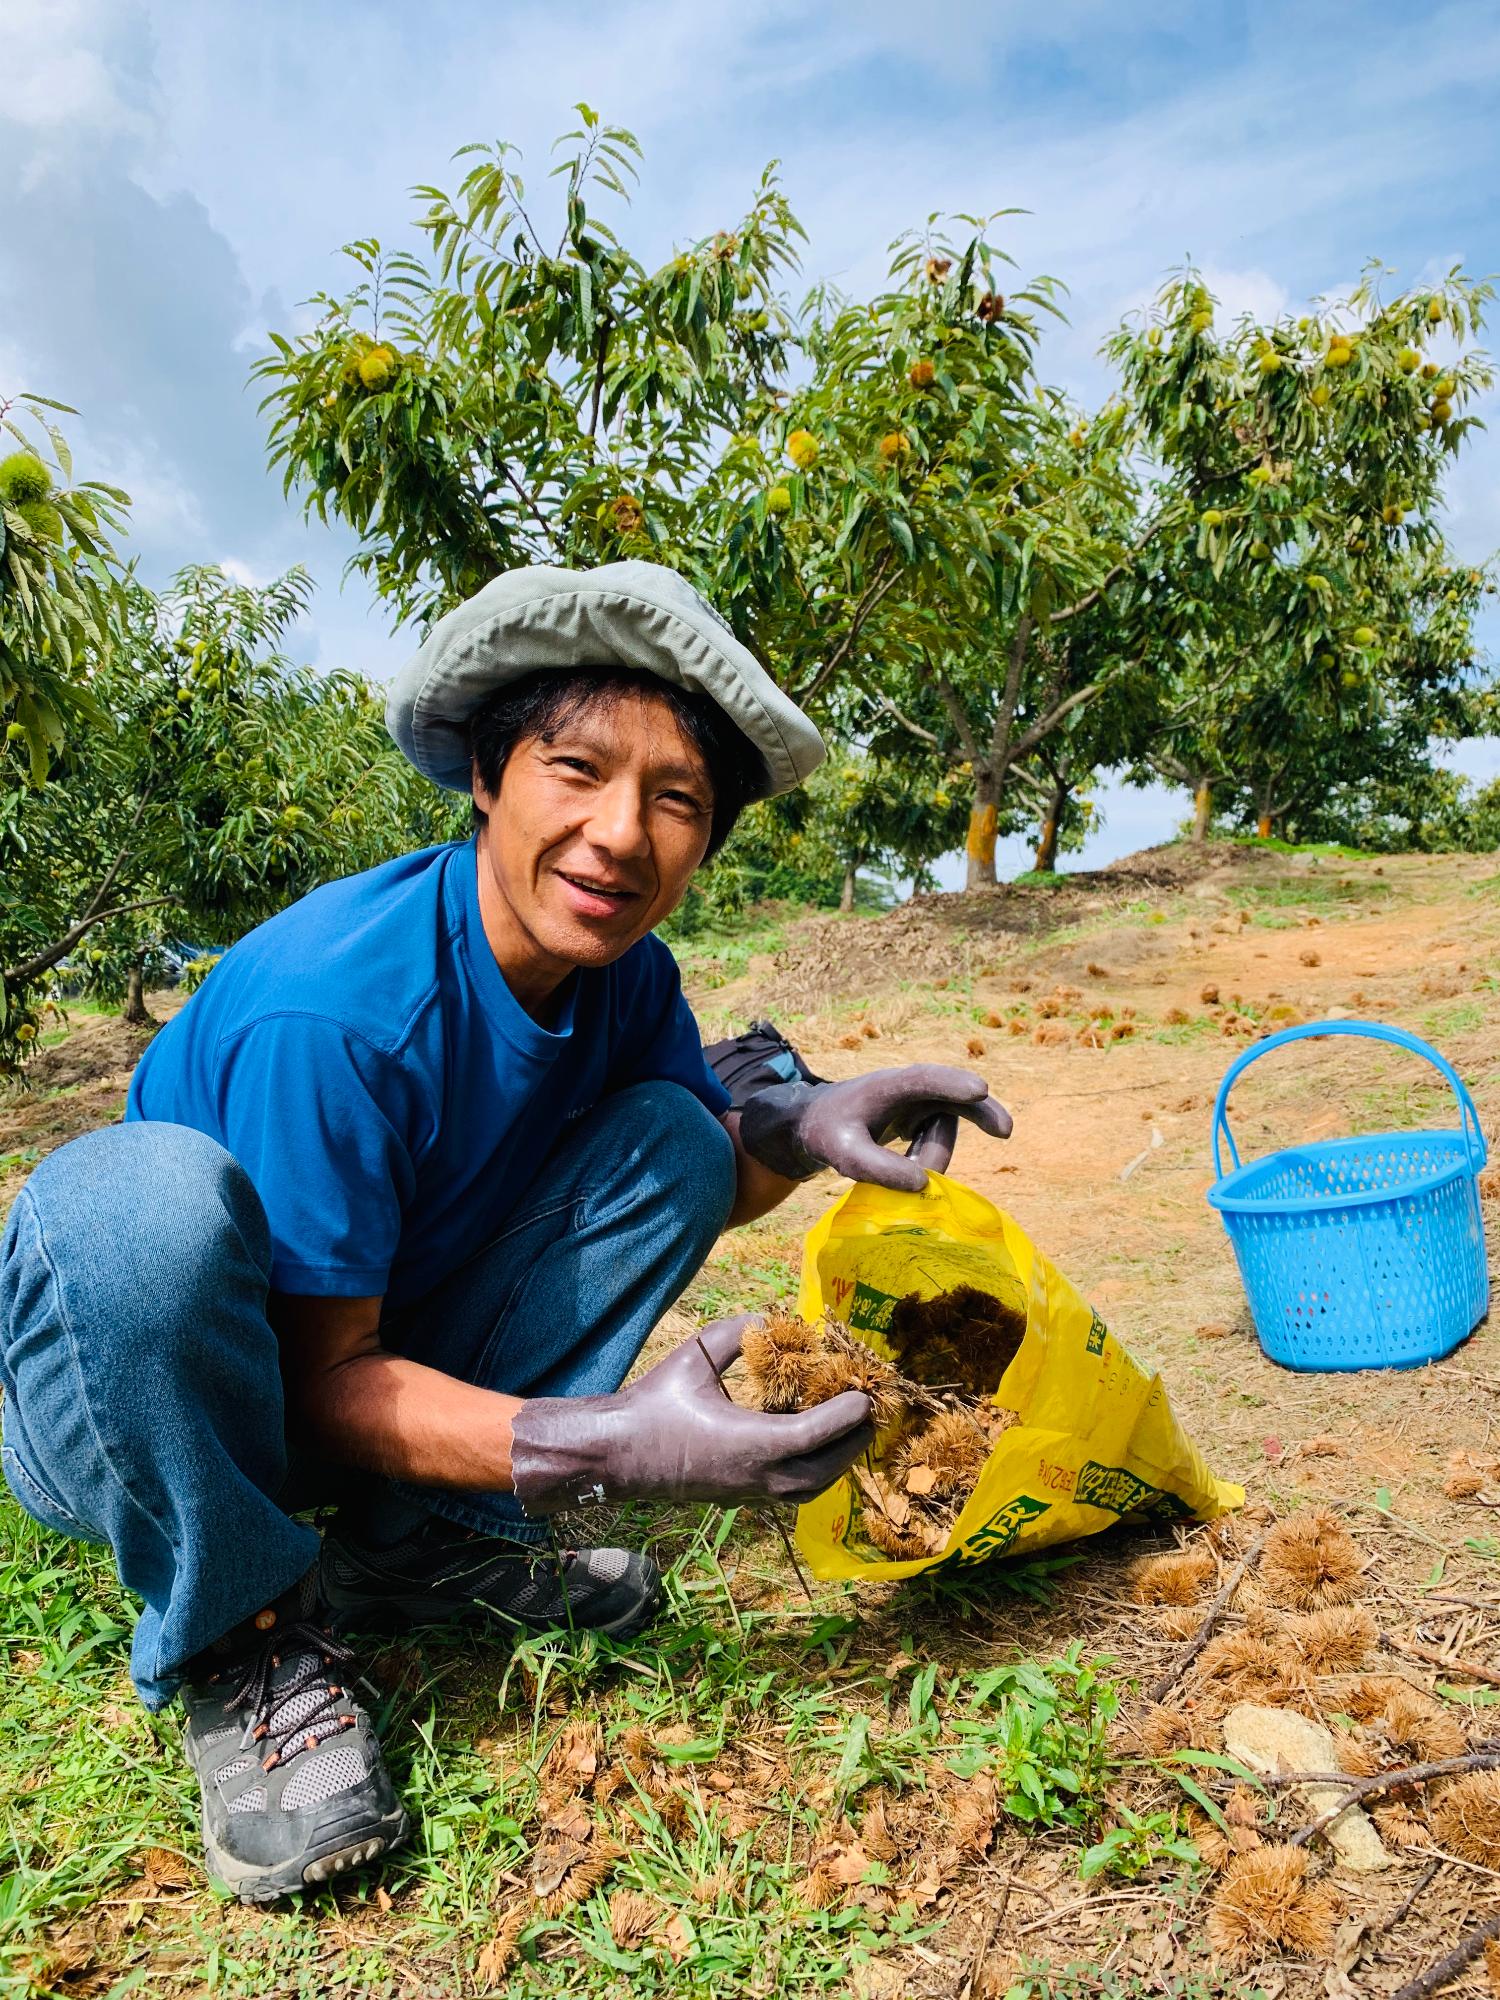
[722,1108,802,1227]
[270,1293,874,1514]
[272,1292,524,1491]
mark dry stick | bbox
[1389,1906,1500,2000]
[1382,1627,1500,1689]
[1145,1530,1267,1704]
[1381,1857,1443,1939]
[1281,1748,1500,1850]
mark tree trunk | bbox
[964,769,1000,889]
[121,958,155,1028]
[1192,779,1212,843]
[1033,762,1070,873]
[839,864,857,914]
[1256,813,1274,840]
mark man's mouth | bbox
[555,870,643,920]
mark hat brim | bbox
[386,560,824,798]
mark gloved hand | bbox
[508,1315,874,1517]
[738,1064,1012,1192]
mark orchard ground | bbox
[3,840,1499,2000]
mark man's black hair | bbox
[466,667,767,858]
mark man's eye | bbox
[662,790,708,813]
[556,757,597,776]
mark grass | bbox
[1234,875,1390,914]
[1419,997,1486,1039]
[664,908,795,993]
[0,1484,1167,1998]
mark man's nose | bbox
[586,779,652,860]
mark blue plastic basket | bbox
[1206,1021,1489,1371]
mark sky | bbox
[4,0,1499,876]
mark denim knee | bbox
[610,1081,736,1240]
[16,1121,273,1307]
[0,1120,280,1530]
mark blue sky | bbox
[4,0,1499,872]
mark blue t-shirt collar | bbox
[452,839,580,1058]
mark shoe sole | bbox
[205,1802,408,1904]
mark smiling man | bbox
[0,561,1009,1902]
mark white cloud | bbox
[217,554,268,587]
[5,0,156,172]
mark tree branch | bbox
[5,897,180,992]
[1279,1749,1500,1849]
[1049,508,1176,626]
[501,466,564,557]
[1007,677,1107,766]
[1146,1531,1267,1703]
[1391,1908,1500,2000]
[796,561,901,707]
[989,613,1034,769]
[918,655,984,769]
[874,694,943,749]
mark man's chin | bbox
[535,909,651,970]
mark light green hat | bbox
[386,560,824,798]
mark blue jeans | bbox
[0,1082,735,1708]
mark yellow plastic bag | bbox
[794,1172,1242,1579]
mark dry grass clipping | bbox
[1130,1546,1216,1606]
[1431,1770,1500,1862]
[1205,1846,1340,1968]
[1258,1509,1364,1609]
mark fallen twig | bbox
[1282,1749,1500,1849]
[1145,1529,1266,1703]
[1381,1857,1443,1937]
[1382,1628,1500,1688]
[1390,1905,1500,2000]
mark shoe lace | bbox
[212,1619,361,1773]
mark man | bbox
[0,561,1008,1903]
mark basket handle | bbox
[1211,1019,1488,1181]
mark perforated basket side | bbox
[1213,1131,1474,1211]
[1222,1168,1488,1371]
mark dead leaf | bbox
[823,1840,872,1887]
[904,1465,938,1496]
[662,1912,694,1962]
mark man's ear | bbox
[471,756,493,822]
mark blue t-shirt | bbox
[126,840,729,1305]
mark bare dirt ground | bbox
[3,842,1499,1997]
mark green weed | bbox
[1420,997,1485,1038]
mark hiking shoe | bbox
[181,1569,406,1903]
[319,1517,663,1641]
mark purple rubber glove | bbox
[738,1064,1012,1192]
[508,1315,874,1517]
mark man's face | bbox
[473,689,716,977]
